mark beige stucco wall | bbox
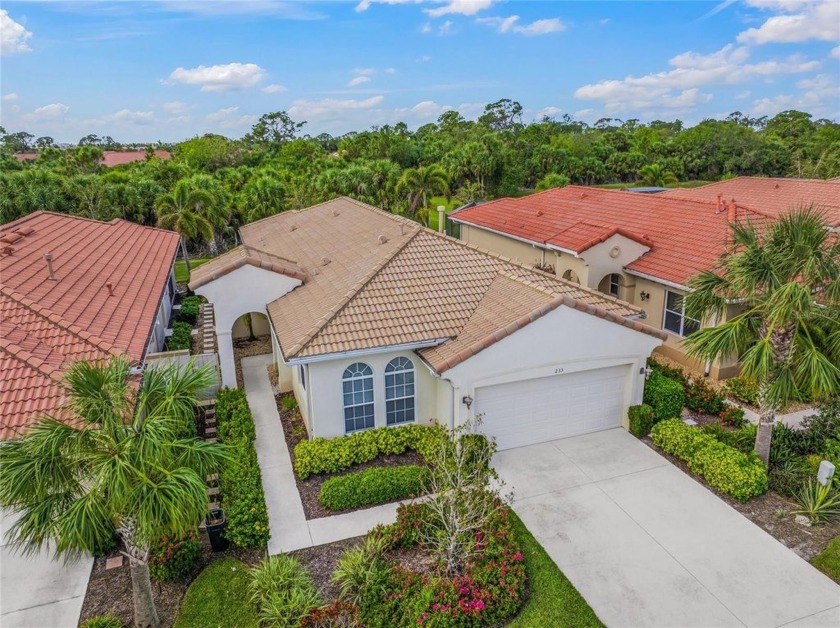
[301,350,441,439]
[232,312,271,339]
[459,224,545,267]
[577,234,651,292]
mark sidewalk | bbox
[241,354,404,554]
[739,403,816,429]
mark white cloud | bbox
[438,20,454,35]
[574,44,819,113]
[2,93,18,101]
[164,62,266,92]
[477,15,565,36]
[426,0,494,17]
[736,90,752,99]
[162,101,192,113]
[288,95,384,121]
[262,83,287,94]
[738,1,839,44]
[20,103,69,123]
[107,109,156,125]
[420,22,432,33]
[354,67,376,76]
[203,106,256,129]
[400,100,453,120]
[831,46,840,59]
[347,76,372,87]
[159,1,325,19]
[536,106,561,119]
[356,0,423,11]
[417,55,432,63]
[385,67,397,74]
[1,10,32,54]
[206,106,239,122]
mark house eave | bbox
[281,338,451,366]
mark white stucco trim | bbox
[283,338,451,365]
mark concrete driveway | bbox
[494,428,840,628]
[0,509,92,627]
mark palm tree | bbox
[637,163,678,187]
[0,357,226,628]
[155,179,215,246]
[396,165,449,221]
[238,174,286,223]
[683,207,840,465]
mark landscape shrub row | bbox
[215,387,270,548]
[293,423,447,480]
[628,403,656,438]
[165,321,193,352]
[684,378,727,415]
[178,295,202,326]
[642,371,685,422]
[651,419,767,502]
[319,465,429,511]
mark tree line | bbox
[2,100,838,253]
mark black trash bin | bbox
[206,508,229,552]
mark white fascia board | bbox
[283,338,451,366]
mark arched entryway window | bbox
[343,363,374,433]
[385,357,415,425]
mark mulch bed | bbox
[274,389,429,520]
[642,436,840,561]
[290,537,363,601]
[79,536,263,628]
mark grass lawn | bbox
[174,257,212,283]
[811,535,840,584]
[509,510,604,627]
[427,196,462,231]
[173,558,258,628]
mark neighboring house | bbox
[661,176,840,228]
[0,211,181,440]
[14,150,171,167]
[448,185,785,379]
[189,197,665,451]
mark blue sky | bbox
[1,1,838,143]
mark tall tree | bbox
[246,111,306,147]
[155,179,215,245]
[684,208,840,465]
[637,163,678,186]
[396,165,449,221]
[238,173,286,223]
[0,357,225,628]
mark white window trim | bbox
[342,363,375,434]
[385,357,416,426]
[663,290,701,337]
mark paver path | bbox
[493,428,840,628]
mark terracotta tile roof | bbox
[188,245,307,290]
[14,150,171,167]
[0,211,179,439]
[661,177,840,227]
[450,186,772,286]
[242,198,664,368]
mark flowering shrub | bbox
[300,601,361,627]
[355,505,527,627]
[723,376,759,406]
[718,405,747,428]
[684,378,726,415]
[149,531,201,582]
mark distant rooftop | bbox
[14,150,171,167]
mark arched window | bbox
[385,357,415,425]
[343,363,374,433]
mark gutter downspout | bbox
[704,311,718,377]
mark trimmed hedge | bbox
[628,404,656,438]
[643,371,685,421]
[319,465,429,511]
[178,295,202,325]
[215,387,270,548]
[166,321,193,352]
[293,424,446,480]
[651,419,767,502]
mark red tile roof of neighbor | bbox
[450,185,773,287]
[661,177,840,227]
[0,211,180,439]
[14,150,171,167]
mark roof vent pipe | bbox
[716,193,723,213]
[106,282,114,296]
[728,198,737,222]
[437,206,446,233]
[44,253,57,281]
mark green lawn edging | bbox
[173,558,259,628]
[174,257,212,284]
[811,535,840,584]
[508,511,604,627]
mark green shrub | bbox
[215,388,256,442]
[249,554,321,627]
[769,459,811,498]
[301,601,361,627]
[794,480,840,524]
[701,423,756,454]
[770,423,812,464]
[719,405,748,428]
[293,424,447,480]
[684,378,726,415]
[628,404,656,438]
[643,371,685,422]
[647,357,688,386]
[81,613,123,628]
[651,419,767,502]
[332,535,390,605]
[149,531,201,582]
[165,321,193,352]
[178,295,202,325]
[320,465,429,511]
[219,439,270,548]
[723,376,759,406]
[280,395,298,411]
[174,558,259,628]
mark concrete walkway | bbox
[241,354,403,554]
[0,510,92,628]
[738,403,816,429]
[494,428,840,628]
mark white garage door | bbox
[475,365,629,450]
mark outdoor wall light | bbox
[640,291,650,301]
[462,395,474,409]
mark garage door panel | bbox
[475,366,628,450]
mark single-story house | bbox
[189,197,666,450]
[0,211,181,439]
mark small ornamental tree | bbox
[0,357,227,628]
[420,416,512,576]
